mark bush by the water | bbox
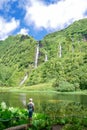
[53,81,76,92]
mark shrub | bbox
[74,82,80,91]
[54,81,75,92]
[0,122,6,130]
[62,123,84,130]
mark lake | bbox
[0,92,87,112]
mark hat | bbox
[29,98,33,101]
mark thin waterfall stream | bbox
[45,54,48,62]
[20,73,28,86]
[35,44,39,68]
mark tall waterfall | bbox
[35,44,39,68]
[45,54,48,62]
[59,43,62,58]
[20,73,28,86]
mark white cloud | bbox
[0,17,20,40]
[18,28,29,35]
[25,0,87,31]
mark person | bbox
[27,98,34,125]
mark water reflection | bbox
[0,92,87,109]
[19,93,26,106]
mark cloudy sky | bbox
[0,0,87,40]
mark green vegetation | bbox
[0,82,54,92]
[26,18,87,91]
[0,18,87,130]
[0,18,87,92]
[0,35,37,86]
[0,101,87,130]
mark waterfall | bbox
[59,43,62,58]
[35,44,39,68]
[20,73,28,86]
[45,54,48,62]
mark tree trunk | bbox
[4,124,29,130]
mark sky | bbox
[0,0,87,41]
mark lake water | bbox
[0,92,87,111]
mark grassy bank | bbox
[0,82,55,92]
[0,82,87,95]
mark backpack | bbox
[27,103,34,112]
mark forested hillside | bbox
[0,35,37,86]
[0,18,87,90]
[26,18,87,91]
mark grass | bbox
[0,82,87,95]
[0,82,55,92]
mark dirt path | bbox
[52,125,63,130]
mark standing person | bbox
[27,98,34,125]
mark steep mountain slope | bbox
[0,35,37,86]
[26,18,87,90]
[39,18,87,59]
[0,18,87,89]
